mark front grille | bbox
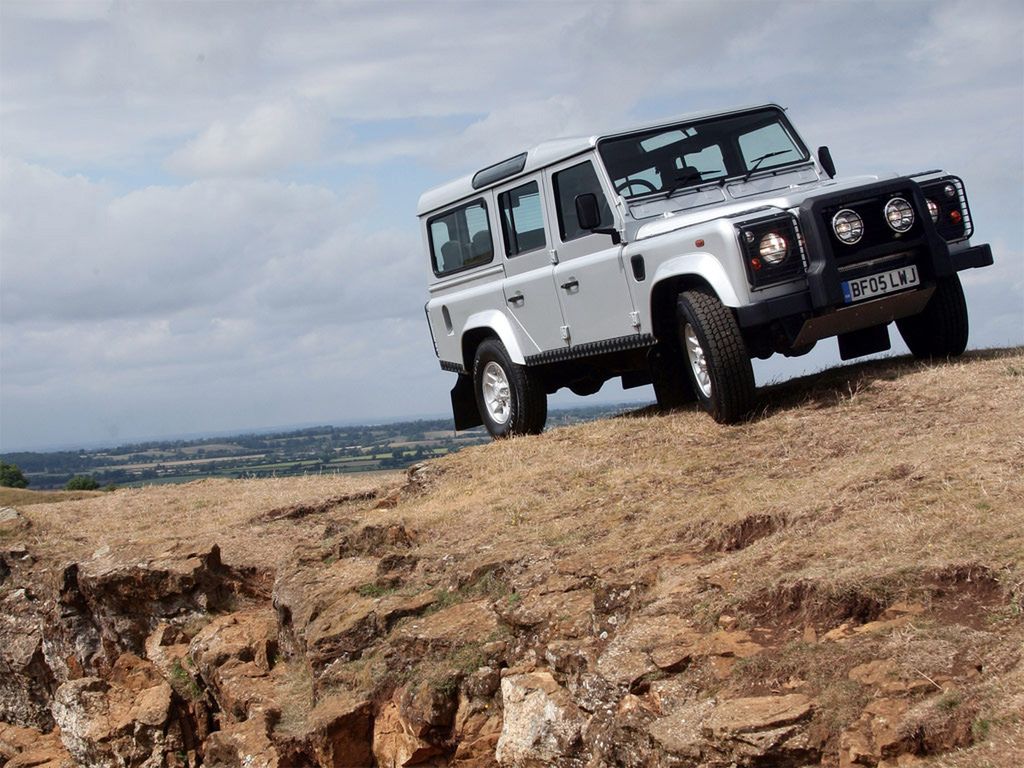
[797,177,948,310]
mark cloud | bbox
[166,100,326,177]
[0,0,1021,450]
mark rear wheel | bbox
[896,275,969,359]
[676,290,756,424]
[472,339,547,438]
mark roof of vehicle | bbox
[416,103,780,217]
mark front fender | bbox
[649,252,744,307]
[462,309,528,365]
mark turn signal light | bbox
[950,210,962,225]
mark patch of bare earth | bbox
[1,348,1021,767]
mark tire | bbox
[472,339,547,438]
[676,289,756,424]
[896,275,969,359]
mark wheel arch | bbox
[460,310,527,369]
[648,254,744,344]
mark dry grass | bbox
[15,473,401,567]
[9,348,1023,760]
[0,487,104,507]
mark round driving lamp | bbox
[758,232,788,265]
[884,197,914,233]
[943,183,957,199]
[926,199,939,223]
[832,209,864,244]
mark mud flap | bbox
[838,324,891,361]
[451,374,483,431]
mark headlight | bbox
[832,209,864,244]
[884,197,914,233]
[758,232,788,265]
[926,199,939,223]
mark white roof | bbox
[416,103,779,217]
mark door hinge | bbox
[549,248,559,265]
[629,311,641,329]
[560,325,571,343]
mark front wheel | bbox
[676,290,756,424]
[472,339,547,439]
[896,275,969,359]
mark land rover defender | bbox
[418,104,993,437]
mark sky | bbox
[1,0,1022,452]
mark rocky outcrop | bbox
[2,416,1017,768]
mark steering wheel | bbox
[615,178,657,196]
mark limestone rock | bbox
[495,671,585,768]
[189,609,281,722]
[373,699,443,768]
[0,506,29,536]
[596,615,702,686]
[839,698,913,768]
[204,711,280,768]
[704,693,814,736]
[52,653,173,768]
[272,555,380,668]
[0,587,55,730]
[0,721,72,768]
[394,601,499,656]
[648,694,816,767]
[304,693,374,768]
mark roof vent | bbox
[472,152,528,190]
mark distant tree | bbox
[0,461,29,488]
[65,475,100,491]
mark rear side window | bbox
[553,161,613,241]
[499,181,547,257]
[428,200,494,276]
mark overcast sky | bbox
[1,0,1022,451]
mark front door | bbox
[545,157,638,347]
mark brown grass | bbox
[15,473,401,568]
[0,487,104,507]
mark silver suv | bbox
[418,104,993,437]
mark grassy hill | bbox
[3,348,1022,767]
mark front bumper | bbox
[736,242,992,333]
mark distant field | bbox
[2,405,629,490]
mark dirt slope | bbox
[2,349,1022,768]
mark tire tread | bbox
[677,290,756,423]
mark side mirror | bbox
[818,146,836,179]
[575,193,602,230]
[574,193,621,244]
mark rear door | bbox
[545,157,639,347]
[498,178,568,355]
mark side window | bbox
[499,181,547,257]
[553,161,613,242]
[428,200,494,276]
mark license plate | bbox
[841,265,920,304]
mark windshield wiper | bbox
[741,150,792,182]
[661,168,710,199]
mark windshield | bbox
[598,108,809,202]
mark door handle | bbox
[560,279,579,291]
[507,293,525,306]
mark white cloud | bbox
[166,100,326,177]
